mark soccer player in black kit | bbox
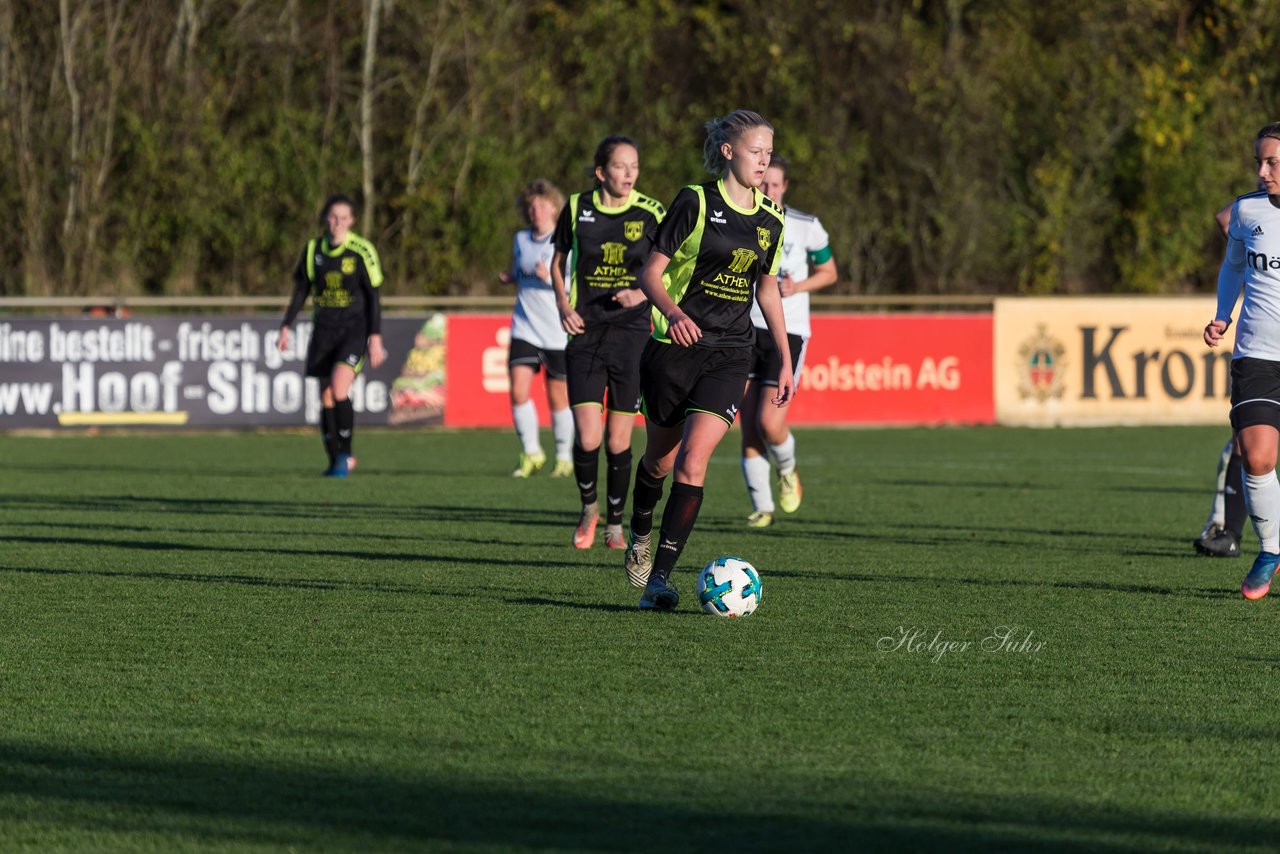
[279,194,387,477]
[551,135,666,551]
[624,110,793,610]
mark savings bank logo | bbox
[1017,324,1066,402]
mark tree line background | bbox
[1,0,1277,300]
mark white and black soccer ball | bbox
[696,556,763,618]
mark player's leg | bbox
[328,362,358,477]
[306,329,340,474]
[565,333,604,547]
[764,335,807,514]
[1224,439,1248,544]
[640,413,731,611]
[602,326,646,550]
[639,347,745,610]
[508,341,545,477]
[319,380,339,474]
[1194,436,1242,557]
[740,380,775,527]
[630,419,684,599]
[603,409,638,549]
[626,337,686,588]
[544,349,574,477]
[1238,422,1280,599]
[1230,358,1280,598]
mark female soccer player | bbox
[279,194,387,477]
[1205,122,1280,599]
[739,155,838,528]
[550,136,666,549]
[500,179,574,478]
[623,109,792,611]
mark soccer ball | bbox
[696,556,763,618]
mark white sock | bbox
[1244,470,1280,554]
[768,432,797,475]
[742,454,774,513]
[513,400,541,454]
[552,407,574,462]
[1207,438,1234,529]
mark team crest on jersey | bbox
[757,227,772,251]
[728,248,758,274]
[341,257,356,274]
[601,242,626,265]
[624,220,644,241]
[1017,324,1066,402]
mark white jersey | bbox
[509,228,568,350]
[1218,191,1280,362]
[750,206,831,338]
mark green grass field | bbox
[1,425,1277,852]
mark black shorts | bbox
[306,322,367,378]
[509,337,567,380]
[747,327,807,386]
[566,324,649,414]
[640,338,751,428]
[1230,357,1280,430]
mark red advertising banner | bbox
[445,313,994,428]
[790,314,994,425]
[444,315,551,428]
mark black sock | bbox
[652,482,704,581]
[1226,452,1246,538]
[606,448,632,526]
[630,464,666,539]
[335,398,354,455]
[573,443,600,506]
[320,407,338,465]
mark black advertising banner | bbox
[0,316,446,429]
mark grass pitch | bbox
[0,426,1277,852]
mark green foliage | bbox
[2,1,1279,296]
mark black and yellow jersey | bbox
[283,232,384,334]
[651,179,784,348]
[553,189,665,331]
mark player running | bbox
[1204,122,1280,598]
[550,136,666,550]
[623,109,792,610]
[500,179,575,479]
[739,155,837,528]
[279,194,387,477]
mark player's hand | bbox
[1205,319,1230,348]
[778,275,797,298]
[277,326,290,352]
[772,365,795,408]
[613,288,647,309]
[667,309,701,347]
[368,334,387,369]
[560,306,585,335]
[498,271,514,285]
[535,261,550,282]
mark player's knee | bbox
[1243,449,1278,476]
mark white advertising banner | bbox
[994,297,1235,426]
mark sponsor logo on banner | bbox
[0,317,433,429]
[994,297,1232,426]
[1016,325,1067,402]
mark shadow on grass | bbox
[0,740,1272,852]
[762,567,1231,600]
[0,564,431,595]
[0,494,572,527]
[510,596,644,614]
[0,533,604,571]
